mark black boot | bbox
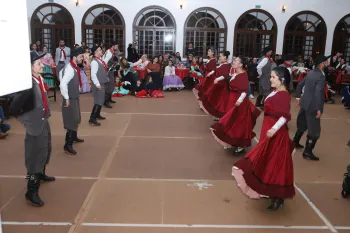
[41,166,55,182]
[293,130,305,149]
[341,165,350,198]
[25,174,44,207]
[96,105,106,120]
[267,198,284,211]
[255,95,263,107]
[103,93,112,108]
[302,137,319,161]
[109,94,116,103]
[73,131,84,143]
[64,130,77,155]
[89,104,101,126]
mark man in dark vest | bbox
[9,52,55,207]
[279,54,295,91]
[89,45,109,126]
[102,41,119,108]
[256,46,273,108]
[293,55,330,161]
[59,47,85,155]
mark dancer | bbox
[256,46,273,108]
[199,51,231,119]
[193,48,217,99]
[292,55,329,161]
[232,67,295,211]
[103,41,119,108]
[210,56,261,154]
[89,45,109,126]
[9,52,56,207]
[59,47,85,155]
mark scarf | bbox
[265,53,273,63]
[60,47,66,60]
[69,60,82,88]
[94,56,107,72]
[32,75,49,116]
[283,61,291,67]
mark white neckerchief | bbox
[265,90,277,101]
[229,73,238,82]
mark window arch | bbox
[82,4,125,53]
[332,14,350,62]
[184,7,227,58]
[234,9,277,58]
[283,11,327,59]
[133,5,176,58]
[30,3,75,55]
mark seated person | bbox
[112,77,130,97]
[119,57,140,92]
[0,106,11,139]
[163,60,185,91]
[133,54,149,68]
[324,83,335,104]
[189,56,203,82]
[136,77,164,98]
[341,85,350,109]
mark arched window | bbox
[283,11,327,59]
[234,9,277,58]
[332,14,350,62]
[30,3,75,55]
[133,6,176,58]
[82,4,125,53]
[184,7,227,58]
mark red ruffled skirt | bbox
[211,101,261,148]
[135,90,164,98]
[197,75,215,99]
[199,81,229,118]
[232,121,295,199]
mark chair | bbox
[42,72,57,102]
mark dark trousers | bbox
[296,108,321,139]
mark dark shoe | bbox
[293,130,305,149]
[347,140,350,147]
[109,94,116,103]
[40,166,55,182]
[302,137,319,161]
[232,147,245,155]
[96,105,106,120]
[73,131,84,143]
[255,95,263,107]
[89,105,101,126]
[267,198,284,211]
[103,101,112,108]
[25,174,44,207]
[64,130,77,155]
[342,165,350,198]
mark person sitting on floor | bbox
[0,106,11,139]
[112,77,130,97]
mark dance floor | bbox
[0,90,349,233]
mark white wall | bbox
[26,0,350,56]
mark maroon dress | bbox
[199,63,230,118]
[232,91,295,199]
[195,58,217,99]
[210,72,261,148]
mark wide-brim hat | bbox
[71,47,84,58]
[30,51,46,63]
[91,45,102,56]
[262,46,273,54]
[283,54,295,61]
[315,55,331,66]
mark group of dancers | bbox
[192,47,329,210]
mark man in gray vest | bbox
[256,46,273,108]
[293,55,330,161]
[89,45,109,126]
[59,47,85,155]
[279,54,295,91]
[9,52,55,207]
[102,41,119,108]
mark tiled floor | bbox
[0,91,349,233]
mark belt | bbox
[264,113,279,119]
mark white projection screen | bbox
[0,0,32,96]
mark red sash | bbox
[94,56,107,72]
[69,60,82,88]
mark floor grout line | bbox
[67,115,132,233]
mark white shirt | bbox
[59,47,66,61]
[133,59,149,67]
[90,59,101,87]
[103,49,113,64]
[164,66,175,76]
[257,57,268,76]
[59,64,75,100]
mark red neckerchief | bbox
[32,75,49,116]
[60,47,66,60]
[265,53,273,63]
[69,60,82,88]
[229,67,235,75]
[283,61,291,67]
[94,56,107,72]
[109,48,115,57]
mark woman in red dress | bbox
[232,66,295,211]
[210,56,261,154]
[199,51,231,119]
[193,48,217,99]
